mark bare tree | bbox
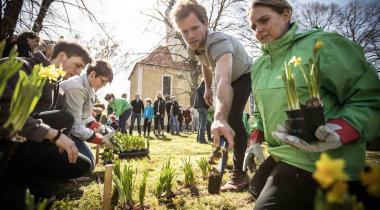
[0,0,110,40]
[336,0,380,65]
[85,35,131,76]
[294,2,342,31]
[294,0,380,67]
[0,0,24,40]
[144,0,255,105]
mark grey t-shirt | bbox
[187,31,252,82]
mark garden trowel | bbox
[208,136,228,194]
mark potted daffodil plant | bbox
[282,40,325,142]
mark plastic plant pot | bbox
[285,109,306,140]
[208,171,222,194]
[303,106,325,142]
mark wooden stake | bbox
[95,144,100,165]
[103,164,113,210]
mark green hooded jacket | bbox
[250,23,380,180]
[110,98,131,117]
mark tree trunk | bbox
[0,0,24,40]
[189,58,200,106]
[32,0,54,33]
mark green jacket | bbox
[110,98,131,117]
[251,23,380,180]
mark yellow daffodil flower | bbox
[360,164,380,198]
[314,40,323,51]
[313,153,348,189]
[289,56,302,67]
[326,181,347,204]
[38,65,65,82]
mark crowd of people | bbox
[0,0,379,209]
[102,91,215,139]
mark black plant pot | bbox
[118,149,149,159]
[285,109,307,140]
[285,106,324,143]
[303,106,325,142]
[208,173,222,194]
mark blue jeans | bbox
[197,108,208,143]
[170,113,179,133]
[129,112,142,135]
[73,138,95,171]
[119,109,131,133]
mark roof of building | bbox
[128,46,192,80]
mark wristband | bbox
[51,129,62,143]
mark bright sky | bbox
[49,0,166,100]
[49,0,377,100]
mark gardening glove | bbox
[243,129,265,172]
[101,127,117,149]
[272,119,359,152]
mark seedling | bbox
[182,157,195,186]
[139,170,149,207]
[155,158,175,198]
[197,157,210,180]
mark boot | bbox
[220,169,249,192]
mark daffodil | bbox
[289,56,302,67]
[360,164,380,198]
[313,153,348,189]
[38,64,65,82]
[314,40,323,51]
[56,67,66,78]
[326,181,347,204]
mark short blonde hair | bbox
[170,0,208,29]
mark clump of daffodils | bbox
[289,40,323,108]
[3,64,66,135]
[360,164,380,198]
[313,153,367,209]
[38,64,66,82]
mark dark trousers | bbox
[253,158,378,210]
[229,73,251,172]
[129,112,142,135]
[143,118,152,135]
[206,120,212,142]
[119,109,131,133]
[154,114,165,134]
[166,113,171,133]
[3,110,92,180]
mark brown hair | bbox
[17,31,40,43]
[145,98,152,104]
[51,41,92,65]
[249,0,293,18]
[104,93,115,101]
[170,0,208,29]
[86,60,113,82]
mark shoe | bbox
[220,170,249,192]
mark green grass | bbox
[49,133,379,210]
[51,133,255,210]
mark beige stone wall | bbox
[129,64,192,107]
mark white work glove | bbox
[101,126,116,149]
[243,142,265,172]
[272,123,345,152]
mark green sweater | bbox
[250,23,380,180]
[110,98,131,117]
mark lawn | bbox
[53,133,255,210]
[49,133,379,210]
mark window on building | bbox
[163,76,171,96]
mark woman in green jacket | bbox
[104,93,132,134]
[247,0,380,209]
